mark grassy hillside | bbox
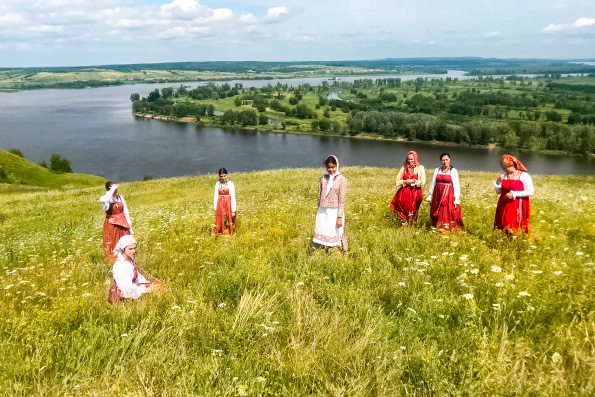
[0,150,105,189]
[0,168,594,395]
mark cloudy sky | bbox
[1,0,594,67]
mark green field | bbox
[1,168,594,395]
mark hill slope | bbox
[0,168,593,395]
[0,150,105,189]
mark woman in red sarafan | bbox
[426,152,464,232]
[494,154,534,233]
[212,168,237,236]
[100,181,132,262]
[390,151,426,223]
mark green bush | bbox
[49,154,72,173]
[8,148,24,158]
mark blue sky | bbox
[1,0,594,67]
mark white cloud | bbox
[0,12,23,24]
[27,25,64,33]
[573,17,595,27]
[265,7,289,21]
[485,31,501,37]
[213,8,233,22]
[542,23,567,33]
[239,12,258,24]
[115,19,145,28]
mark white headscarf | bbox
[114,235,137,256]
[324,155,341,194]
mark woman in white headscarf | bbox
[109,235,161,302]
[313,155,348,251]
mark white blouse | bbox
[100,186,133,233]
[214,181,237,212]
[113,255,148,299]
[426,167,461,205]
[494,172,534,199]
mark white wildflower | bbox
[505,275,514,280]
[518,291,530,297]
[491,266,502,273]
[218,303,226,308]
[495,283,503,287]
[462,293,474,300]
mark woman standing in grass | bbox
[427,153,464,232]
[100,181,132,262]
[390,151,426,223]
[212,168,236,236]
[313,155,348,251]
[109,235,161,302]
[494,154,534,233]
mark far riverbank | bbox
[133,112,582,159]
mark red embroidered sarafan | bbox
[103,200,130,262]
[494,178,530,232]
[429,173,464,231]
[212,188,236,236]
[390,171,423,222]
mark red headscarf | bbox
[404,151,419,173]
[501,154,528,172]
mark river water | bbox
[1,72,593,181]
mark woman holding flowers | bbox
[212,168,237,236]
[313,155,348,251]
[494,154,534,233]
[100,181,132,262]
[390,151,426,223]
[109,235,162,302]
[426,153,464,232]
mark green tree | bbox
[49,154,72,173]
[130,93,140,102]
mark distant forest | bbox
[4,57,595,75]
[132,73,595,155]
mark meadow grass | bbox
[0,168,594,395]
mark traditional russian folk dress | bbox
[427,167,464,231]
[390,165,426,222]
[100,186,132,262]
[212,180,236,236]
[110,254,149,301]
[313,173,348,251]
[494,172,534,232]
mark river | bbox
[1,72,593,181]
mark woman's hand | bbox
[336,217,343,228]
[505,192,514,200]
[496,174,504,185]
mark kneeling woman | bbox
[426,153,464,232]
[313,155,348,252]
[212,168,237,236]
[109,235,161,302]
